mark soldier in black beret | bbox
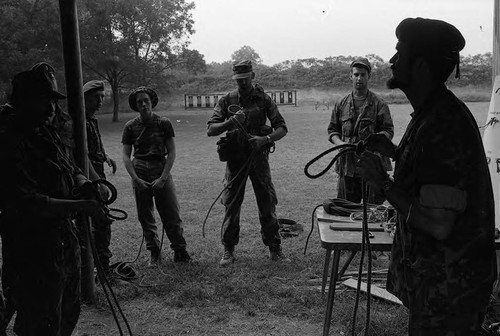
[207,60,290,266]
[358,18,496,335]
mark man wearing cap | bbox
[31,62,76,158]
[358,18,496,335]
[207,60,289,266]
[83,80,117,278]
[327,57,394,204]
[122,86,191,265]
[0,70,108,335]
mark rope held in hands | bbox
[303,143,373,336]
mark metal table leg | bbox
[323,250,341,336]
[321,249,332,295]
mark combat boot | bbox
[269,244,291,263]
[174,249,191,263]
[219,246,235,266]
[148,247,161,267]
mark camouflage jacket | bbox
[387,86,497,309]
[327,90,394,177]
[208,83,288,136]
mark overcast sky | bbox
[188,0,494,65]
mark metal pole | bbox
[494,0,500,81]
[58,0,97,303]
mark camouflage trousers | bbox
[220,152,281,247]
[402,271,492,335]
[1,220,81,336]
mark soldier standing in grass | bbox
[358,18,496,335]
[0,69,108,336]
[207,60,290,266]
[327,57,394,204]
[83,80,117,279]
[122,86,191,266]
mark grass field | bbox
[6,97,491,335]
[73,99,489,336]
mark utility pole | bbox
[58,0,97,303]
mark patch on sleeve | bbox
[419,184,467,212]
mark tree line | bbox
[182,51,493,94]
[0,1,493,120]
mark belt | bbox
[135,155,165,162]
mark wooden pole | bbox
[58,0,97,303]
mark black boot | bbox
[174,249,191,263]
[148,247,161,267]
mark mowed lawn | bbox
[46,100,490,335]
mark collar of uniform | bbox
[138,113,160,125]
[412,84,448,116]
[349,90,374,107]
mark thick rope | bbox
[303,143,374,335]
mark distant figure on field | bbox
[358,17,497,335]
[327,57,394,204]
[207,60,290,266]
[0,69,108,336]
[122,86,191,266]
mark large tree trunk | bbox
[112,83,120,122]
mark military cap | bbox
[31,62,59,91]
[12,69,66,100]
[396,17,465,56]
[83,80,105,94]
[350,57,372,73]
[128,86,158,112]
[232,60,253,79]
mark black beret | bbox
[83,80,105,94]
[396,18,465,56]
[128,86,159,112]
[232,60,253,79]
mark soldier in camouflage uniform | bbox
[0,70,108,335]
[207,60,290,266]
[327,57,394,204]
[83,80,117,278]
[358,18,497,335]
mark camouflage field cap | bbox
[12,69,66,100]
[31,62,59,91]
[232,60,253,79]
[350,57,372,74]
[128,86,158,111]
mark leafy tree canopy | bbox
[231,45,262,65]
